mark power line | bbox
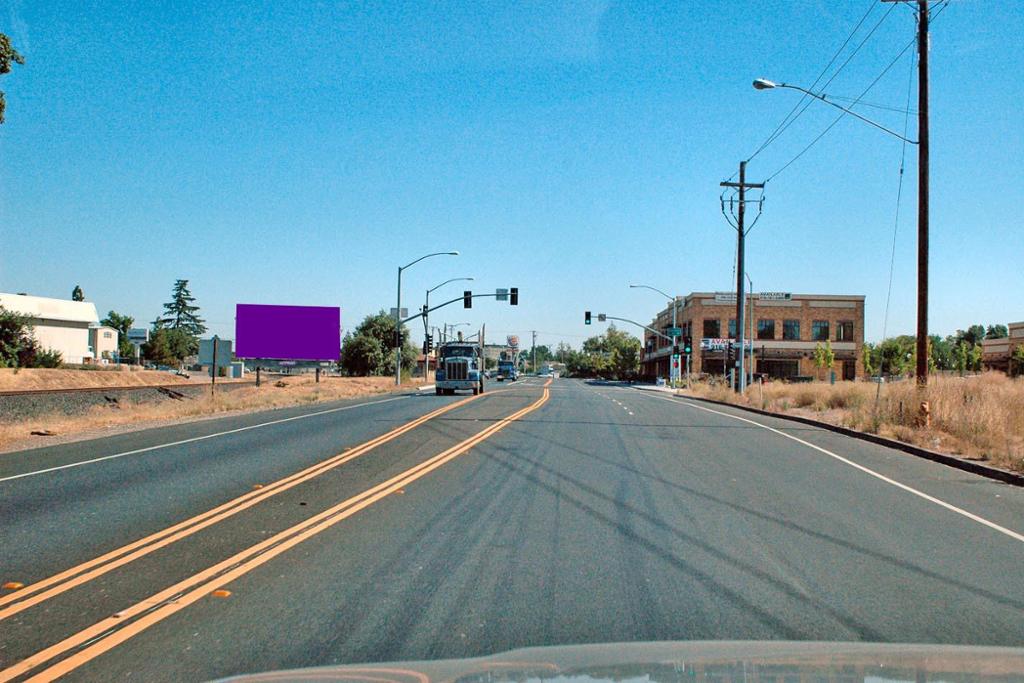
[880,43,918,343]
[763,0,950,183]
[746,0,883,165]
[763,35,916,183]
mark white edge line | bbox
[637,390,1024,545]
[0,395,408,484]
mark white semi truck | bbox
[434,341,485,395]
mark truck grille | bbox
[445,360,468,380]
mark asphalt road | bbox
[1,377,1023,682]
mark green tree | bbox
[928,334,953,372]
[102,311,136,359]
[862,342,878,377]
[0,305,63,368]
[71,285,85,302]
[813,340,835,380]
[339,311,417,376]
[1010,344,1024,378]
[340,333,386,376]
[956,324,986,347]
[141,329,178,366]
[985,324,1009,339]
[159,279,207,337]
[0,33,25,125]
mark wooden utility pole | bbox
[721,161,764,393]
[915,0,929,387]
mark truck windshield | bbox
[441,346,475,358]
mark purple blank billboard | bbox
[235,304,341,361]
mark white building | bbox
[0,292,103,364]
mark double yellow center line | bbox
[0,393,479,622]
[4,380,551,682]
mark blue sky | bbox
[1,1,1021,347]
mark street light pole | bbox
[395,251,459,386]
[424,277,474,380]
[630,284,678,386]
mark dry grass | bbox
[680,373,1024,473]
[0,375,425,453]
[0,367,244,391]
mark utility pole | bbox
[721,161,764,393]
[916,0,929,387]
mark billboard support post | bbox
[256,366,261,387]
[211,336,218,393]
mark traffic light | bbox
[423,334,433,354]
[463,291,472,308]
[684,336,692,354]
[584,311,591,325]
[422,340,429,355]
[510,287,518,306]
[673,344,680,355]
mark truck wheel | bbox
[435,387,442,396]
[472,387,479,395]
[479,381,485,394]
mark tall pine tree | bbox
[159,279,207,336]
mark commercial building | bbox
[640,292,866,381]
[0,292,108,364]
[88,325,120,361]
[982,322,1024,373]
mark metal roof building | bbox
[0,293,101,364]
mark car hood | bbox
[216,640,1024,682]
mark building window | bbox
[783,319,800,340]
[757,319,775,340]
[836,320,855,341]
[703,318,720,338]
[103,331,112,339]
[728,319,737,338]
[812,320,830,341]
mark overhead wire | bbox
[745,0,886,166]
[764,0,950,184]
[763,35,917,183]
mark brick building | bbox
[981,321,1024,373]
[640,292,866,381]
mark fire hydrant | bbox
[919,401,931,428]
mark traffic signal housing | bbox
[510,287,518,306]
[463,291,472,308]
[684,336,692,355]
[584,311,591,325]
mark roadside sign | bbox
[667,327,682,337]
[758,292,792,301]
[598,314,607,322]
[700,338,752,351]
[390,308,408,318]
[495,288,509,301]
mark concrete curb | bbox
[633,385,1024,488]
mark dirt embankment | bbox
[0,375,427,453]
[0,367,243,391]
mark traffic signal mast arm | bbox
[598,315,673,342]
[401,292,515,325]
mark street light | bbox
[396,251,459,385]
[424,277,474,377]
[752,79,916,144]
[630,284,680,386]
